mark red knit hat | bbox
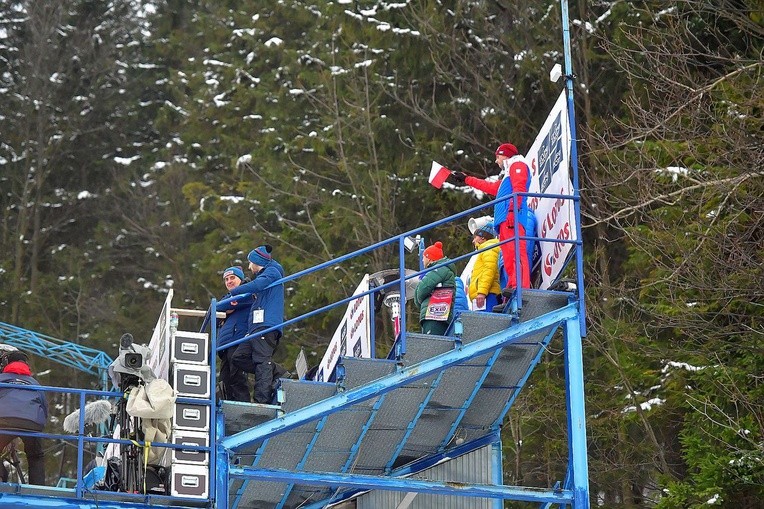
[423,241,444,261]
[495,143,518,157]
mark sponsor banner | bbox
[524,91,576,289]
[315,275,372,382]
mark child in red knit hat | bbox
[414,242,457,336]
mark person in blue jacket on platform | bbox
[0,351,48,485]
[215,266,253,402]
[230,245,288,403]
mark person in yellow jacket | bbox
[468,223,502,311]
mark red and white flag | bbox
[428,161,450,189]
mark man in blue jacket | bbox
[216,266,252,402]
[0,350,48,484]
[230,245,286,404]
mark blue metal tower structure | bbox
[0,321,113,390]
[0,1,589,507]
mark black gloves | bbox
[448,171,467,185]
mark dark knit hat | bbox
[247,245,273,266]
[223,266,245,282]
[6,351,29,364]
[423,241,444,261]
[495,143,518,157]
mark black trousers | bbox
[231,330,280,404]
[218,346,251,402]
[0,432,45,484]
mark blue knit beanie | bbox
[475,222,495,239]
[247,245,273,266]
[222,266,245,282]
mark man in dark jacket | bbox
[230,245,287,404]
[0,351,48,484]
[215,266,253,402]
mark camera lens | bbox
[124,352,142,368]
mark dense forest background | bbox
[1,1,762,506]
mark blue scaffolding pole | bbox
[560,0,590,505]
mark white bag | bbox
[126,379,176,420]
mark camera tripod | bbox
[0,439,26,484]
[113,374,144,493]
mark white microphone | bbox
[63,400,113,433]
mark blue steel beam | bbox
[559,0,587,337]
[491,439,504,509]
[207,297,219,507]
[564,314,590,508]
[216,409,229,509]
[229,466,573,505]
[220,303,578,452]
[0,495,183,509]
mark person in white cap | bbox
[468,222,502,311]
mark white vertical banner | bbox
[524,91,576,289]
[315,275,372,382]
[147,289,173,381]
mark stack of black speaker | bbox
[169,330,211,499]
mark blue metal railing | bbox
[208,188,581,365]
[0,382,213,502]
[0,304,219,504]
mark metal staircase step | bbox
[228,379,336,509]
[280,379,337,413]
[519,289,572,325]
[222,400,280,436]
[339,356,397,389]
[325,334,449,477]
[402,332,455,364]
[458,289,572,443]
[278,360,395,509]
[458,311,514,344]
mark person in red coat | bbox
[450,143,531,293]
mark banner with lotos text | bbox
[524,90,576,289]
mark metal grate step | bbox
[459,289,572,442]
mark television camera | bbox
[104,333,165,494]
[108,333,155,391]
